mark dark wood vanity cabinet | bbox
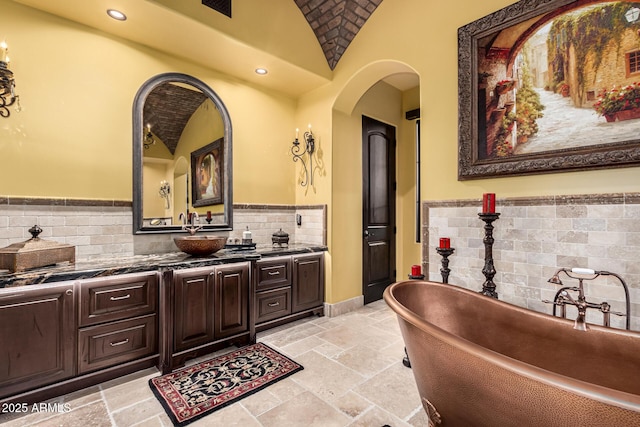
[77,272,158,374]
[173,267,216,352]
[167,262,250,372]
[0,251,324,400]
[254,253,324,331]
[0,282,76,399]
[0,272,159,403]
[292,253,324,313]
[214,263,250,339]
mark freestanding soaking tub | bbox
[384,280,640,427]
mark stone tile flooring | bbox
[0,300,427,426]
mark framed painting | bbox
[191,138,224,207]
[458,0,640,179]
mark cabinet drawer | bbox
[256,288,291,324]
[78,314,157,373]
[80,272,158,326]
[256,258,292,291]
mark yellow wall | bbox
[142,159,171,218]
[398,87,422,277]
[294,0,639,305]
[0,1,297,205]
[299,0,639,200]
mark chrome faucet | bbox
[178,212,202,235]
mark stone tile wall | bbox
[423,193,640,331]
[0,198,326,260]
[0,202,133,260]
[231,204,326,246]
[134,204,326,255]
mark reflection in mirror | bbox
[133,73,233,233]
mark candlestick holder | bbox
[205,218,212,224]
[435,247,455,283]
[478,212,500,299]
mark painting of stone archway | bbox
[458,0,640,179]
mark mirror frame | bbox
[132,72,233,234]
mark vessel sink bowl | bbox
[174,236,227,256]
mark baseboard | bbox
[324,295,364,317]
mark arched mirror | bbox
[133,73,233,233]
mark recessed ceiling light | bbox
[255,68,268,75]
[107,9,127,21]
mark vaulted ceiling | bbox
[10,0,416,160]
[200,0,384,70]
[144,84,208,154]
[12,0,394,96]
[293,0,383,70]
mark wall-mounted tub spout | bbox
[544,268,631,330]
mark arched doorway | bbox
[331,61,420,304]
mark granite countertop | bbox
[0,243,327,288]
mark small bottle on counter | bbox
[242,226,252,245]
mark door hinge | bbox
[393,269,397,279]
[394,226,397,234]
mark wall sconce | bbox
[144,123,156,149]
[159,180,171,209]
[0,41,20,118]
[290,124,315,186]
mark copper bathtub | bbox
[384,280,640,426]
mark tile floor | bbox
[0,300,427,427]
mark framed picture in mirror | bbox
[191,138,224,207]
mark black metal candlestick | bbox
[435,247,455,283]
[478,212,500,299]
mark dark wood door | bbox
[292,253,324,313]
[362,115,396,304]
[0,283,76,398]
[213,263,249,339]
[173,267,215,352]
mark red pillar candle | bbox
[411,264,422,276]
[482,193,496,213]
[206,210,212,220]
[439,238,450,249]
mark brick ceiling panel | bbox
[143,83,208,155]
[295,0,383,70]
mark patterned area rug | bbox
[149,343,304,426]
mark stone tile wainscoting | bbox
[423,193,640,331]
[134,204,326,254]
[0,199,134,260]
[0,198,325,259]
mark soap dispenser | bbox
[242,226,252,245]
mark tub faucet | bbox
[557,290,589,331]
[178,212,202,235]
[545,267,630,331]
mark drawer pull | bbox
[268,301,280,307]
[110,338,129,347]
[268,271,280,276]
[110,294,131,301]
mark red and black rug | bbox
[149,342,304,426]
